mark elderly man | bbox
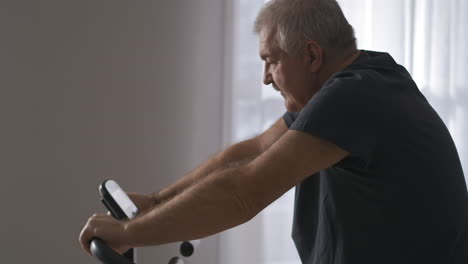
[80,0,468,263]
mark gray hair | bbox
[254,0,356,56]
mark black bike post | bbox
[123,249,134,262]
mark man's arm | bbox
[79,127,349,253]
[150,117,288,205]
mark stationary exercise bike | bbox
[89,180,199,264]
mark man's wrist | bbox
[123,217,140,248]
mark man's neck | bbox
[318,49,361,88]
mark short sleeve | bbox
[283,112,300,128]
[289,71,378,166]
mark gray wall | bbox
[1,0,225,263]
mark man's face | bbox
[259,29,318,112]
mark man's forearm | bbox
[152,138,261,204]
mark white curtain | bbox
[219,1,468,263]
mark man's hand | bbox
[79,213,131,256]
[127,192,158,215]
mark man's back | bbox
[285,50,468,263]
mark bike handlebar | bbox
[90,238,135,264]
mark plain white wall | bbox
[0,0,225,263]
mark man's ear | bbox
[305,40,323,72]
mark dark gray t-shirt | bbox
[284,50,468,264]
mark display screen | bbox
[106,181,138,219]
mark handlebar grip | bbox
[90,238,135,264]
